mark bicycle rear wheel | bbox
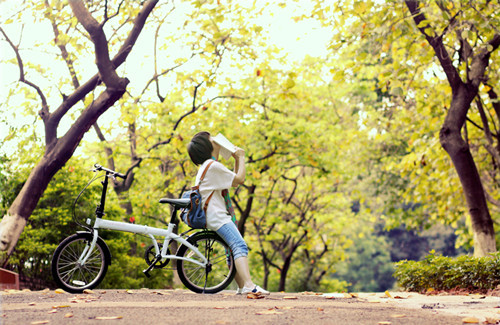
[176,231,236,293]
[51,232,111,293]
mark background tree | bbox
[311,0,500,256]
[405,0,500,256]
[0,0,158,259]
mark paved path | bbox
[1,289,498,324]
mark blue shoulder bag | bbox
[180,160,215,229]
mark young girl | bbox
[187,131,269,295]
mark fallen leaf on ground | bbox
[385,290,393,298]
[152,291,170,295]
[283,296,298,300]
[6,290,20,294]
[378,322,391,325]
[47,310,57,314]
[54,289,66,294]
[256,309,283,315]
[31,321,49,325]
[247,292,265,299]
[95,316,123,320]
[28,302,36,306]
[323,293,347,299]
[126,290,134,294]
[484,318,499,324]
[52,305,70,309]
[393,296,406,299]
[390,314,406,318]
[276,306,293,310]
[317,308,324,312]
[349,293,359,298]
[462,317,480,324]
[83,289,94,294]
[64,313,73,318]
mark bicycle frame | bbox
[78,168,208,269]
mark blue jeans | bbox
[216,222,248,260]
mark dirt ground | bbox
[1,289,499,325]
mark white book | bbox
[212,133,238,160]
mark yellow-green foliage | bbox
[394,252,500,292]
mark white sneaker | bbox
[236,287,243,295]
[241,285,270,295]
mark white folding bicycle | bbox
[51,164,236,294]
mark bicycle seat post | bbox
[169,205,179,225]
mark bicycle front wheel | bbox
[176,231,236,293]
[51,232,111,293]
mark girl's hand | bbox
[233,148,245,158]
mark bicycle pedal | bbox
[143,270,151,278]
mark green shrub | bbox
[393,251,500,292]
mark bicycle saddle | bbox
[159,198,190,208]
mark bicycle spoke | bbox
[53,236,108,292]
[60,266,79,283]
[176,232,236,293]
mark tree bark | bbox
[440,85,496,256]
[0,0,158,257]
[405,1,499,256]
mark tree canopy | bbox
[1,0,499,292]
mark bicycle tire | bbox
[176,231,236,294]
[51,232,111,293]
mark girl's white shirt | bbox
[195,159,236,231]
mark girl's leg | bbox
[216,222,252,288]
[234,270,245,288]
[216,222,268,294]
[234,256,254,288]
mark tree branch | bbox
[50,0,158,128]
[405,1,463,89]
[147,91,247,152]
[0,27,52,143]
[469,33,500,87]
[101,0,126,27]
[69,0,124,89]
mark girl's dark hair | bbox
[188,131,212,165]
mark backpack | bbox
[180,160,215,229]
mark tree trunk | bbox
[440,85,496,256]
[278,255,292,292]
[0,88,126,256]
[405,0,499,256]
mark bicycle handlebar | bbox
[93,164,126,179]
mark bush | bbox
[394,251,500,292]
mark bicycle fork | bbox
[77,229,100,266]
